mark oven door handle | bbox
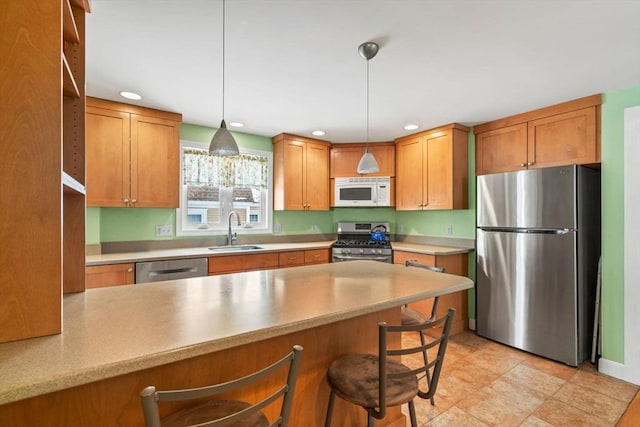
[332,255,391,261]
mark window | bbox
[177,140,272,235]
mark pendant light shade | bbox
[209,0,239,156]
[356,41,379,174]
[357,147,379,174]
[209,120,239,156]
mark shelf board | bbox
[63,0,80,44]
[63,172,86,195]
[62,55,80,98]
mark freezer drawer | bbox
[135,258,208,283]
[476,229,579,365]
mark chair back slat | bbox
[140,345,303,427]
[378,308,455,411]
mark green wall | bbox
[600,85,640,363]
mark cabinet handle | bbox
[288,256,297,261]
[520,163,526,167]
[131,198,137,205]
[123,198,129,204]
[127,268,133,272]
[527,162,534,166]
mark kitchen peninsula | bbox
[0,261,472,426]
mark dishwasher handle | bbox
[148,267,198,276]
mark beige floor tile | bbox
[520,355,580,381]
[425,406,489,427]
[569,368,639,403]
[455,379,545,426]
[519,415,556,426]
[445,356,503,388]
[397,331,636,427]
[533,398,614,427]
[501,364,566,396]
[554,382,630,424]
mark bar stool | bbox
[401,261,445,405]
[324,309,455,427]
[140,345,303,427]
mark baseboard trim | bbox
[598,358,640,386]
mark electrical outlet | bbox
[446,224,453,235]
[398,223,403,233]
[311,224,319,232]
[155,225,173,237]
[274,223,282,233]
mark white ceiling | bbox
[85,0,640,143]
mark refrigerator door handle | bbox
[478,227,573,234]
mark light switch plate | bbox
[155,225,173,237]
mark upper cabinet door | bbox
[305,142,330,210]
[424,131,453,209]
[130,114,180,208]
[395,136,424,210]
[86,106,130,207]
[475,123,528,176]
[281,139,306,210]
[330,144,395,177]
[527,107,597,169]
[272,134,330,211]
[86,98,182,208]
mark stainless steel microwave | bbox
[334,177,391,207]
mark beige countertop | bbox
[86,241,335,266]
[0,261,472,406]
[390,242,473,256]
[86,240,471,266]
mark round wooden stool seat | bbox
[163,399,268,427]
[401,306,428,326]
[327,353,418,408]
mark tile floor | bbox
[400,331,638,427]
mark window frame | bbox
[176,139,273,236]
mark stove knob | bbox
[359,249,364,254]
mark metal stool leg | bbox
[324,389,336,427]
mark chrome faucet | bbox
[227,210,241,245]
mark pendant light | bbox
[209,0,239,156]
[356,41,380,174]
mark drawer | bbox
[304,249,329,264]
[279,251,305,267]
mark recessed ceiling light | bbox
[312,130,326,136]
[229,122,244,128]
[119,91,142,100]
[404,124,419,131]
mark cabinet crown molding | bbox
[473,94,602,135]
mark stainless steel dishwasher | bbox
[135,258,208,283]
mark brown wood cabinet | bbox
[210,249,330,275]
[395,124,469,210]
[330,143,395,177]
[272,134,330,211]
[474,95,601,175]
[208,253,279,275]
[393,250,469,335]
[86,264,135,288]
[1,0,89,343]
[279,249,330,267]
[86,97,182,208]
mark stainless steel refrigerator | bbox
[476,165,600,366]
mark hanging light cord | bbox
[366,58,370,143]
[221,0,226,120]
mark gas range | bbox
[331,222,392,263]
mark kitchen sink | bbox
[208,245,263,252]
